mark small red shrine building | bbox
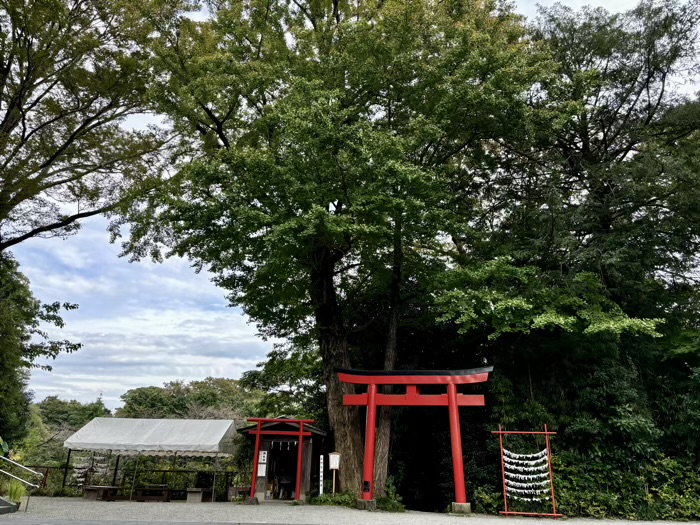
[240,417,326,502]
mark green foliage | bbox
[375,477,405,512]
[50,487,82,498]
[552,455,700,520]
[120,0,552,494]
[37,397,110,431]
[116,377,263,419]
[0,0,169,253]
[0,255,81,442]
[435,258,663,340]
[240,344,326,424]
[309,491,356,508]
[17,398,109,467]
[6,479,26,503]
[111,0,700,515]
[473,486,502,515]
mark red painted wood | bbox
[250,421,262,498]
[362,384,378,501]
[295,422,304,501]
[337,372,490,385]
[447,383,466,504]
[545,424,558,516]
[246,418,316,501]
[343,393,485,407]
[499,424,508,516]
[338,369,493,507]
[247,418,315,424]
[491,430,557,435]
[246,430,312,437]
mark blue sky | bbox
[13,0,640,410]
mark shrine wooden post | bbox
[338,367,493,513]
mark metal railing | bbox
[1,456,42,512]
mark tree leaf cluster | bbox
[0,255,81,442]
[116,377,264,420]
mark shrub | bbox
[7,479,26,503]
[309,491,356,508]
[473,486,502,514]
[376,477,404,512]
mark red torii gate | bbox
[338,367,493,512]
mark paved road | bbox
[1,497,698,525]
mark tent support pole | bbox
[130,454,140,501]
[168,452,176,488]
[112,455,120,486]
[211,455,218,502]
[62,449,72,488]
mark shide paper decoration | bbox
[492,425,563,518]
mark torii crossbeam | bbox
[338,367,493,512]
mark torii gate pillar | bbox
[338,367,493,513]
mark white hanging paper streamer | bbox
[503,445,553,504]
[505,471,550,481]
[503,456,548,466]
[510,494,549,502]
[506,479,550,489]
[503,448,547,460]
[506,486,550,495]
[503,463,549,473]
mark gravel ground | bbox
[1,497,493,525]
[1,498,698,525]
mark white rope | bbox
[503,448,547,460]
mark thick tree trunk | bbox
[373,216,402,497]
[310,246,364,495]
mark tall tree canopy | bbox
[0,0,177,444]
[122,0,551,492]
[0,0,168,252]
[121,0,700,515]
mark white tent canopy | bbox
[64,418,237,456]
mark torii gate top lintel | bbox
[337,367,493,385]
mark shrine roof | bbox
[238,416,327,437]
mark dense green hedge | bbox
[474,455,700,520]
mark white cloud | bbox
[12,217,273,410]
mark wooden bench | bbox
[134,484,171,502]
[83,485,119,501]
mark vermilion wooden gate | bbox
[338,367,493,510]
